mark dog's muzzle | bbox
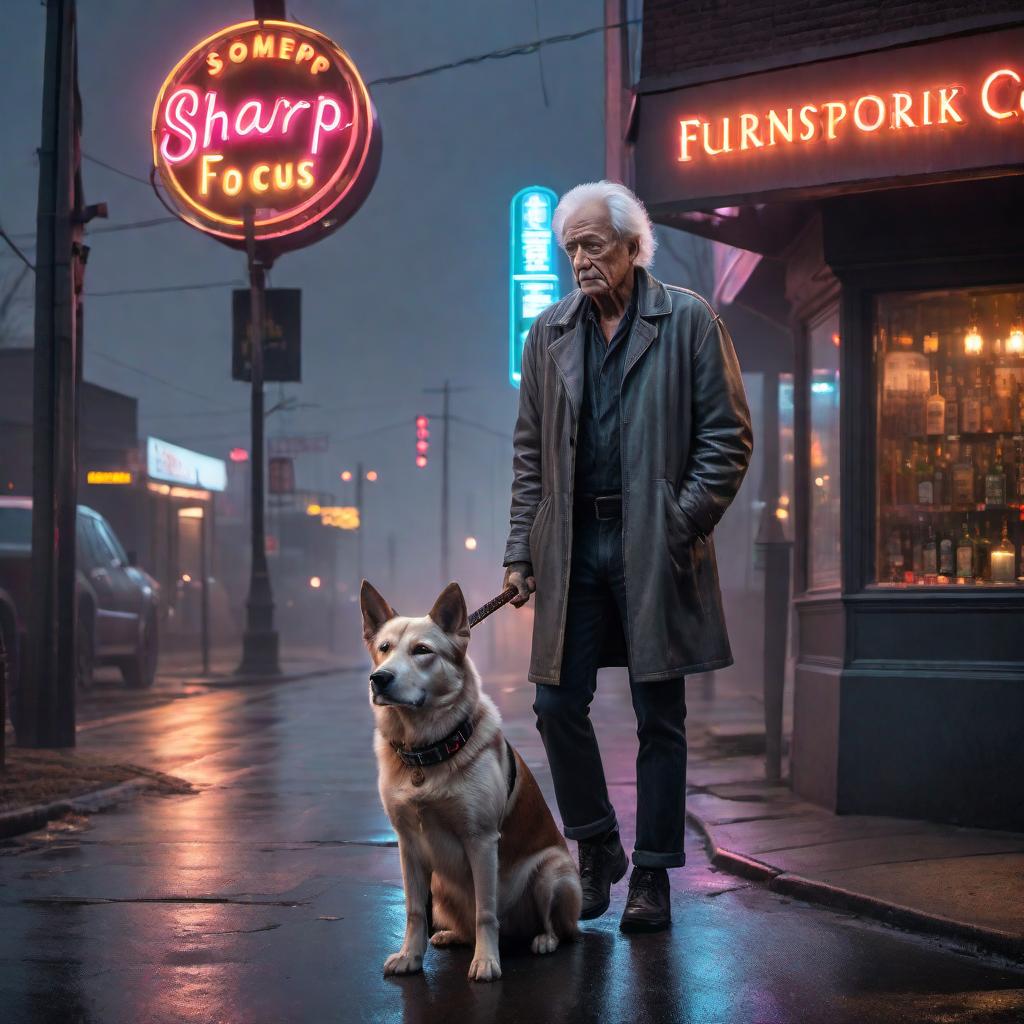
[369,669,395,696]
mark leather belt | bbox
[573,493,622,521]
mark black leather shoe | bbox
[577,829,628,920]
[619,866,671,933]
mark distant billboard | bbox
[146,437,227,492]
[509,186,560,389]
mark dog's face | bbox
[359,580,471,710]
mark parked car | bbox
[0,498,160,731]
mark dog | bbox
[360,579,582,983]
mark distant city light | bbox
[309,576,322,589]
[464,536,478,551]
[415,454,428,469]
[366,470,378,482]
[229,447,249,462]
[306,503,321,515]
[87,470,132,485]
[340,470,353,482]
[181,573,192,583]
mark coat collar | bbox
[546,266,673,328]
[548,267,670,419]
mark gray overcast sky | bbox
[1,0,610,605]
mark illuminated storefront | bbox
[630,18,1024,828]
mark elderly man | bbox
[502,181,752,933]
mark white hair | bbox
[551,180,657,269]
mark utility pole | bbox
[26,0,105,747]
[237,209,280,676]
[422,381,473,588]
[355,460,364,585]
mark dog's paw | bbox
[467,955,502,982]
[530,932,559,955]
[383,950,423,977]
[430,930,469,948]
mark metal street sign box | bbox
[509,186,561,389]
[268,456,295,495]
[268,434,328,456]
[232,287,301,382]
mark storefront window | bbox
[808,311,841,588]
[875,286,1024,587]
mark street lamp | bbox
[464,536,478,551]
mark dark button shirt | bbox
[575,277,639,496]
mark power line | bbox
[83,152,153,186]
[0,226,35,272]
[367,18,638,87]
[89,348,223,405]
[87,279,243,297]
[90,216,179,235]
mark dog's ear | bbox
[428,582,469,640]
[360,579,396,641]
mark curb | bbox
[0,775,160,841]
[686,810,1024,964]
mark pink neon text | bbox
[160,87,351,165]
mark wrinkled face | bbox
[561,197,639,300]
[360,581,470,711]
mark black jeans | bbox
[532,509,688,868]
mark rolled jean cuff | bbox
[632,848,686,868]
[562,808,618,842]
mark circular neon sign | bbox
[152,19,380,253]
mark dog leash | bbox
[468,585,519,629]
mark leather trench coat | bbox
[503,267,753,684]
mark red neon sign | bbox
[152,20,380,253]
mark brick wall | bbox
[641,1,1024,81]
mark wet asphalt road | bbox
[1,669,1022,1024]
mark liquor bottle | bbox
[912,521,924,578]
[981,365,995,434]
[885,530,904,583]
[990,519,1016,583]
[976,447,991,505]
[961,372,982,433]
[943,366,959,435]
[956,518,974,578]
[1015,443,1024,503]
[972,523,991,581]
[915,443,933,505]
[993,341,1015,433]
[938,519,955,576]
[932,443,949,506]
[985,442,1007,507]
[952,444,975,506]
[922,525,938,576]
[926,370,945,435]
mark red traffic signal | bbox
[415,415,429,467]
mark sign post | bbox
[152,14,380,676]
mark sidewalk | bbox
[1,645,367,836]
[75,643,365,726]
[684,695,1024,962]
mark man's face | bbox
[561,198,639,301]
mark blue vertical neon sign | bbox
[509,186,560,388]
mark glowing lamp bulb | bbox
[464,536,477,551]
[964,326,983,355]
[1007,327,1024,355]
[366,470,378,482]
[309,576,322,589]
[415,455,428,468]
[340,470,353,482]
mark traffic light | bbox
[415,415,430,468]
